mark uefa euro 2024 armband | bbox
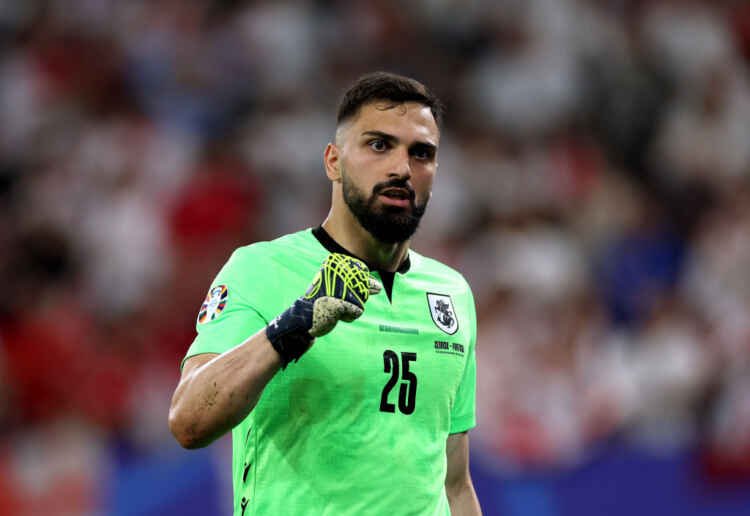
[265,253,381,368]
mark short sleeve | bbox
[449,284,477,434]
[181,246,275,368]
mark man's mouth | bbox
[378,188,413,208]
[379,187,413,199]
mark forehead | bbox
[344,101,440,144]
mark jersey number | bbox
[380,350,417,415]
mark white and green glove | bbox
[266,253,381,367]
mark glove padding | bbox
[266,253,381,367]
[304,253,381,337]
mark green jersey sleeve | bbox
[182,245,277,367]
[449,281,477,434]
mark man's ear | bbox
[324,143,342,182]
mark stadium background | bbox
[1,0,750,514]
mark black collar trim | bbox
[311,226,411,274]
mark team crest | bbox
[427,293,458,335]
[198,285,228,324]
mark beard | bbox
[342,170,428,244]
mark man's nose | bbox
[388,148,412,180]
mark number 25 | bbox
[380,350,417,415]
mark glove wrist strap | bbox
[266,299,315,368]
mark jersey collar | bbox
[311,226,411,275]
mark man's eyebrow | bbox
[410,141,437,153]
[361,130,398,143]
[361,130,437,150]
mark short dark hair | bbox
[336,71,444,127]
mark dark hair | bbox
[336,71,444,127]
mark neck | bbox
[321,207,410,273]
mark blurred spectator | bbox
[652,61,750,189]
[642,0,735,85]
[627,297,713,450]
[595,196,685,327]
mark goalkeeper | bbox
[169,72,481,515]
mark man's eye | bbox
[411,146,434,160]
[369,139,388,152]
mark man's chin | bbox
[379,206,413,218]
[362,211,422,243]
[343,189,426,243]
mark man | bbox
[169,72,481,515]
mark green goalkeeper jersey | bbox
[184,228,477,516]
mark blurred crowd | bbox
[1,0,750,513]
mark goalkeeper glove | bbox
[266,253,381,367]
